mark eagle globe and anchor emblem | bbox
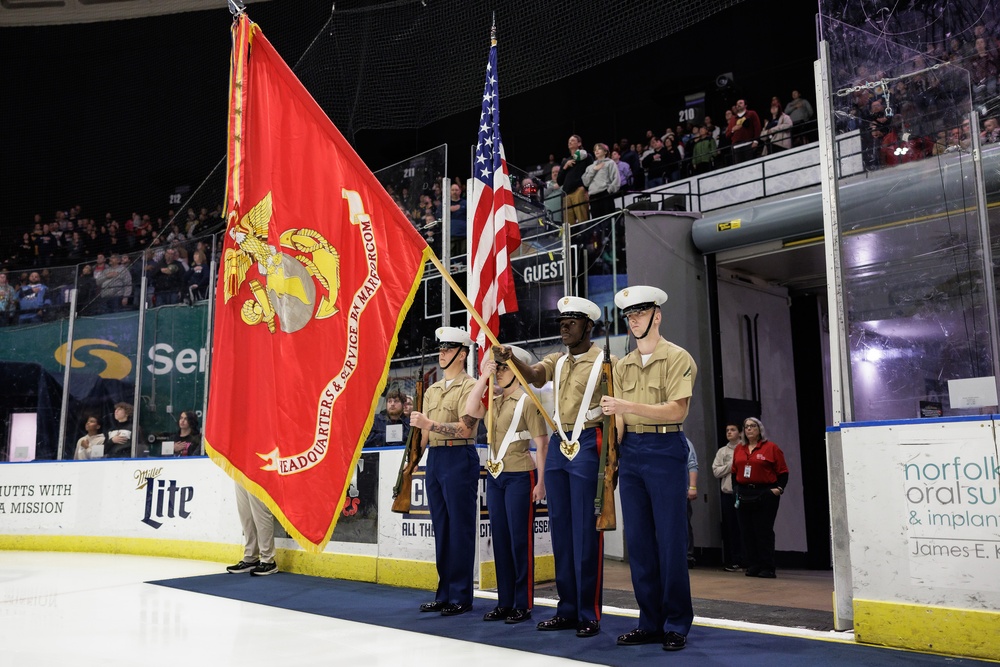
[223,191,341,332]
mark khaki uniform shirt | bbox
[540,345,606,431]
[423,373,478,446]
[488,388,548,472]
[614,338,696,427]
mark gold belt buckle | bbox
[486,459,504,478]
[560,439,580,460]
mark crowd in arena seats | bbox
[8,27,998,323]
[830,26,1000,171]
[0,204,225,325]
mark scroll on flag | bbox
[206,14,430,551]
[468,24,520,361]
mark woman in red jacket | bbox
[731,417,788,578]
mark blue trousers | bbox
[619,430,693,635]
[425,445,480,606]
[545,426,603,622]
[486,470,536,609]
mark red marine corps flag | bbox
[468,23,520,363]
[206,14,430,551]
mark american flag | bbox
[468,26,520,361]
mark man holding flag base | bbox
[497,296,609,638]
[464,345,548,625]
[409,326,480,616]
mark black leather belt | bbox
[625,424,683,434]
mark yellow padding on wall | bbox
[480,555,556,593]
[376,557,438,590]
[854,598,1000,661]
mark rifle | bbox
[595,307,619,531]
[391,338,427,514]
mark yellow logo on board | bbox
[53,339,133,379]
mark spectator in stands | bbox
[105,221,124,254]
[34,223,59,267]
[76,264,99,315]
[184,250,210,302]
[611,150,633,191]
[448,183,467,257]
[759,101,794,155]
[981,117,1000,144]
[192,240,212,265]
[74,415,106,460]
[690,125,717,175]
[861,98,893,170]
[17,271,49,323]
[16,232,35,268]
[582,143,620,219]
[619,139,643,190]
[662,136,683,183]
[717,109,735,166]
[173,410,203,456]
[166,223,186,244]
[970,37,999,99]
[0,272,15,326]
[104,401,140,458]
[727,99,762,164]
[704,116,720,142]
[557,134,593,225]
[93,254,108,279]
[184,208,200,237]
[95,253,132,312]
[863,119,891,169]
[152,247,185,305]
[543,165,563,224]
[364,387,410,449]
[172,242,190,272]
[784,90,815,146]
[134,226,153,252]
[541,154,559,181]
[642,136,670,188]
[65,231,86,260]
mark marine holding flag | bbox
[497,296,610,638]
[408,327,480,616]
[206,13,430,552]
[468,23,520,368]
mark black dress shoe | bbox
[576,619,600,637]
[745,567,761,577]
[505,609,531,624]
[483,606,511,621]
[420,600,446,612]
[757,569,777,578]
[536,616,577,631]
[662,631,687,651]
[617,628,663,645]
[441,602,472,616]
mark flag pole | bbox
[426,251,558,434]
